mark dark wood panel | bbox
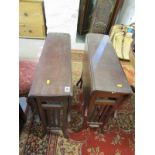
[29,33,72,97]
[85,33,132,94]
[83,33,133,130]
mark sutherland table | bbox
[28,33,72,138]
[83,33,133,130]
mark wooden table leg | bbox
[76,73,83,89]
[19,104,27,122]
[100,95,131,132]
[100,106,114,133]
[36,98,47,135]
[62,99,69,138]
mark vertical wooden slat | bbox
[52,109,56,126]
[62,99,69,138]
[36,98,47,132]
[92,105,101,122]
[88,105,96,121]
[55,109,58,126]
[57,109,60,127]
[93,106,98,122]
[87,94,96,117]
[99,106,110,122]
[102,106,113,125]
[98,106,105,122]
[46,110,52,127]
[67,97,71,123]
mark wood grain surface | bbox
[29,33,72,97]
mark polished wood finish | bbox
[83,33,132,130]
[29,33,72,137]
[29,33,72,97]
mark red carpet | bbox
[46,89,134,155]
[20,51,135,155]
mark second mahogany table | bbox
[82,33,133,130]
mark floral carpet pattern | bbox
[19,51,135,155]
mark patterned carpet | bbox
[19,50,135,155]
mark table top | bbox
[29,33,72,97]
[86,33,132,94]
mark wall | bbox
[44,0,82,47]
[19,0,85,60]
[19,38,44,60]
[20,0,136,60]
[116,0,135,25]
[19,37,85,60]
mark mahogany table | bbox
[28,33,72,138]
[82,33,133,130]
